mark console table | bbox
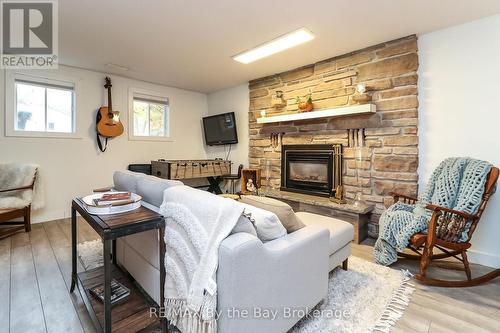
[70,198,166,333]
[264,190,374,243]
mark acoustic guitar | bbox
[96,77,124,138]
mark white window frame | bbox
[5,70,82,139]
[128,87,171,141]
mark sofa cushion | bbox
[136,175,183,207]
[241,195,305,233]
[113,170,139,193]
[238,202,286,242]
[295,212,354,254]
[113,170,183,207]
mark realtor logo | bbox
[1,0,58,68]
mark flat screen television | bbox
[202,112,238,145]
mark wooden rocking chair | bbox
[391,166,500,287]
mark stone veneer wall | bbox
[248,35,419,237]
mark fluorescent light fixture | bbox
[232,28,315,64]
[106,63,129,71]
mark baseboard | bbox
[467,249,500,269]
[32,209,68,224]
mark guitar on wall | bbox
[96,77,124,152]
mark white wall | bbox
[418,14,500,267]
[0,65,208,222]
[205,84,249,186]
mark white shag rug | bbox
[77,240,414,333]
[290,256,415,333]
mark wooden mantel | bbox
[257,104,376,124]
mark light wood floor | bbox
[1,219,499,333]
[352,240,500,333]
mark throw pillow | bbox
[238,202,287,242]
[231,215,258,236]
[241,195,305,233]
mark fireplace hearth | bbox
[281,144,342,197]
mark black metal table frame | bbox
[206,176,223,194]
[191,176,223,194]
[70,198,166,333]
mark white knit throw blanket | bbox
[159,186,244,333]
[0,163,43,210]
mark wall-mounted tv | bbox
[202,112,238,145]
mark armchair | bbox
[391,166,500,287]
[0,168,38,239]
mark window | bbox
[129,89,170,140]
[5,72,80,138]
[15,80,75,133]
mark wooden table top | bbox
[72,198,164,239]
[97,206,162,229]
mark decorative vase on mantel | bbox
[352,83,372,104]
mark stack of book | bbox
[81,191,142,215]
[93,192,133,207]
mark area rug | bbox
[77,240,103,270]
[290,256,415,333]
[77,240,414,333]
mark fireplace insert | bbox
[281,144,342,197]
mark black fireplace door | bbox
[282,150,333,196]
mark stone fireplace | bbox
[248,35,419,237]
[281,144,342,197]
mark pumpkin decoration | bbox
[296,95,313,112]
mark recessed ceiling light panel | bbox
[105,63,129,71]
[232,28,315,64]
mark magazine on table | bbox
[89,279,130,305]
[81,191,142,215]
[93,191,132,206]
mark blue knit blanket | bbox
[374,157,492,266]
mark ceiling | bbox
[59,0,500,93]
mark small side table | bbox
[70,198,166,333]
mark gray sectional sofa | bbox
[113,170,353,333]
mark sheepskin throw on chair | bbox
[374,157,492,266]
[0,163,43,210]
